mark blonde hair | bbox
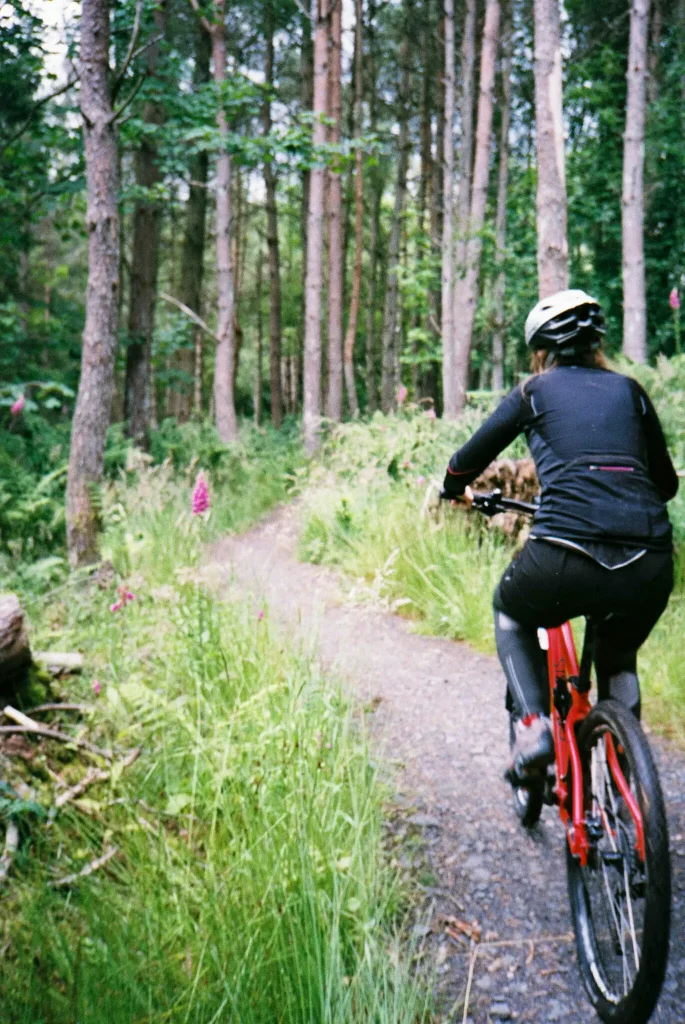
[528,346,609,375]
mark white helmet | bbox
[524,288,605,350]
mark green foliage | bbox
[0,473,429,1024]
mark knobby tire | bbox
[566,699,670,1024]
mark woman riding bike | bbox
[442,289,678,778]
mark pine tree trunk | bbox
[210,2,239,442]
[124,1,167,447]
[452,0,500,414]
[168,25,210,422]
[455,0,476,273]
[262,15,283,428]
[299,12,314,415]
[365,0,380,412]
[343,0,363,418]
[325,0,344,421]
[66,0,119,567]
[533,0,568,298]
[303,0,329,454]
[622,0,650,363]
[254,254,263,425]
[492,0,512,392]
[441,0,456,416]
[380,27,411,414]
[647,0,661,106]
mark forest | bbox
[2,0,685,1020]
[2,0,684,568]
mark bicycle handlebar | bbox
[439,487,538,518]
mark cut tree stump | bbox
[0,594,32,692]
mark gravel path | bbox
[212,505,685,1024]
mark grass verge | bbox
[0,460,430,1023]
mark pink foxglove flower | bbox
[669,287,680,311]
[417,475,426,486]
[257,609,265,621]
[10,394,25,416]
[424,408,436,420]
[92,679,101,697]
[110,586,135,613]
[397,385,408,405]
[192,472,210,515]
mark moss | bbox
[2,661,54,710]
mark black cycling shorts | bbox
[494,538,673,652]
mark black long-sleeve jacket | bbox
[445,366,678,552]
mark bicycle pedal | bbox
[504,766,529,788]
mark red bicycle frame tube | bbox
[545,621,646,867]
[547,623,592,864]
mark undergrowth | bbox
[299,392,685,743]
[2,418,303,595]
[0,464,429,1023]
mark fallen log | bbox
[33,652,84,676]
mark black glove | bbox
[441,468,466,500]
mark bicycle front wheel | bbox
[566,699,670,1024]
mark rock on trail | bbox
[213,505,685,1024]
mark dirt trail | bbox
[213,505,685,1024]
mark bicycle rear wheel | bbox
[566,699,670,1024]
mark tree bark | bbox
[124,1,167,447]
[492,0,512,392]
[455,0,476,273]
[441,0,456,416]
[451,0,500,414]
[533,0,568,298]
[255,252,263,424]
[0,595,32,695]
[208,1,239,442]
[646,0,661,106]
[66,0,119,567]
[303,0,329,454]
[299,12,314,415]
[262,13,283,428]
[380,25,411,414]
[365,0,380,412]
[343,0,363,418]
[168,24,210,422]
[325,0,344,421]
[622,0,650,363]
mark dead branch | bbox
[0,822,19,882]
[55,767,109,809]
[33,652,84,676]
[112,0,144,101]
[1,706,111,760]
[111,73,146,123]
[54,747,140,811]
[24,703,90,715]
[51,846,119,888]
[187,0,212,36]
[0,78,78,156]
[160,292,220,343]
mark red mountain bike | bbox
[445,489,671,1024]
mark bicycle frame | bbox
[441,488,649,868]
[543,621,646,866]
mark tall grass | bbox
[1,467,429,1023]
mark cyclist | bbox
[442,289,678,778]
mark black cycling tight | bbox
[493,539,673,721]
